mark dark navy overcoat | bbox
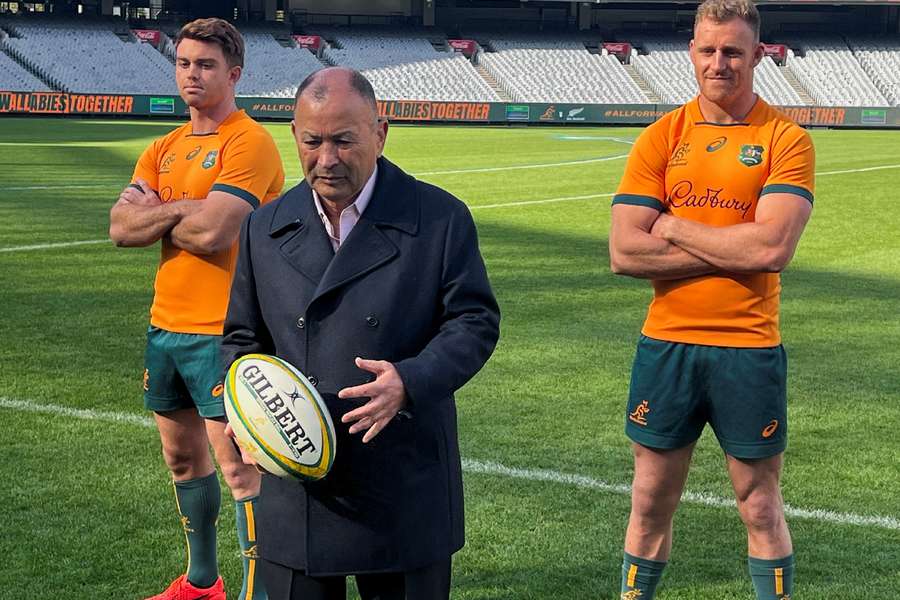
[221,157,500,576]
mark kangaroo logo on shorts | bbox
[629,400,651,426]
[762,419,779,438]
[143,368,150,392]
[211,382,224,398]
[241,544,259,559]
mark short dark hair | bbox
[295,68,378,112]
[176,18,244,68]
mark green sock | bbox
[173,472,221,589]
[235,496,267,600]
[621,552,667,599]
[749,555,795,600]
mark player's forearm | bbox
[610,232,717,280]
[168,207,241,255]
[659,217,792,273]
[109,199,190,247]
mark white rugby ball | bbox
[225,353,336,480]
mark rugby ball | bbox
[224,354,336,480]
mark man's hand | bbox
[338,357,408,443]
[119,177,162,206]
[224,422,264,470]
[649,211,676,240]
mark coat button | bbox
[296,316,305,329]
[308,375,318,386]
[365,315,379,327]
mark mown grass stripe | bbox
[3,397,897,532]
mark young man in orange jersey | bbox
[110,18,284,600]
[609,1,814,599]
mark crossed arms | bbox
[109,177,253,255]
[609,191,812,280]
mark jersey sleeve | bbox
[210,128,284,209]
[131,140,160,192]
[762,124,815,204]
[612,123,669,212]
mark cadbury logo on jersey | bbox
[668,180,753,219]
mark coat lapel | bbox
[269,182,334,286]
[311,158,419,303]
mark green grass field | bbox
[1,117,898,599]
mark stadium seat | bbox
[313,26,500,102]
[0,19,176,95]
[474,34,648,103]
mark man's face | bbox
[690,17,762,106]
[175,38,240,109]
[292,91,387,206]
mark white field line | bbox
[0,193,613,253]
[5,183,122,191]
[816,163,900,176]
[2,396,897,532]
[0,239,110,253]
[3,158,898,192]
[411,154,629,177]
[471,193,614,210]
[3,160,898,253]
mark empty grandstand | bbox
[238,31,324,97]
[314,27,500,102]
[848,36,900,106]
[0,19,176,94]
[0,29,50,91]
[0,1,898,115]
[475,35,647,104]
[787,38,888,107]
[630,37,805,106]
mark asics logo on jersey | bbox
[186,145,202,160]
[762,419,779,438]
[706,136,727,152]
[629,400,651,426]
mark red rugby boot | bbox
[145,574,226,600]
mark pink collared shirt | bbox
[313,166,378,251]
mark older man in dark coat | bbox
[221,68,500,600]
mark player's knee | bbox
[737,492,784,533]
[218,458,259,493]
[161,445,208,478]
[630,489,677,527]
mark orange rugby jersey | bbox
[133,110,285,335]
[613,97,815,347]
